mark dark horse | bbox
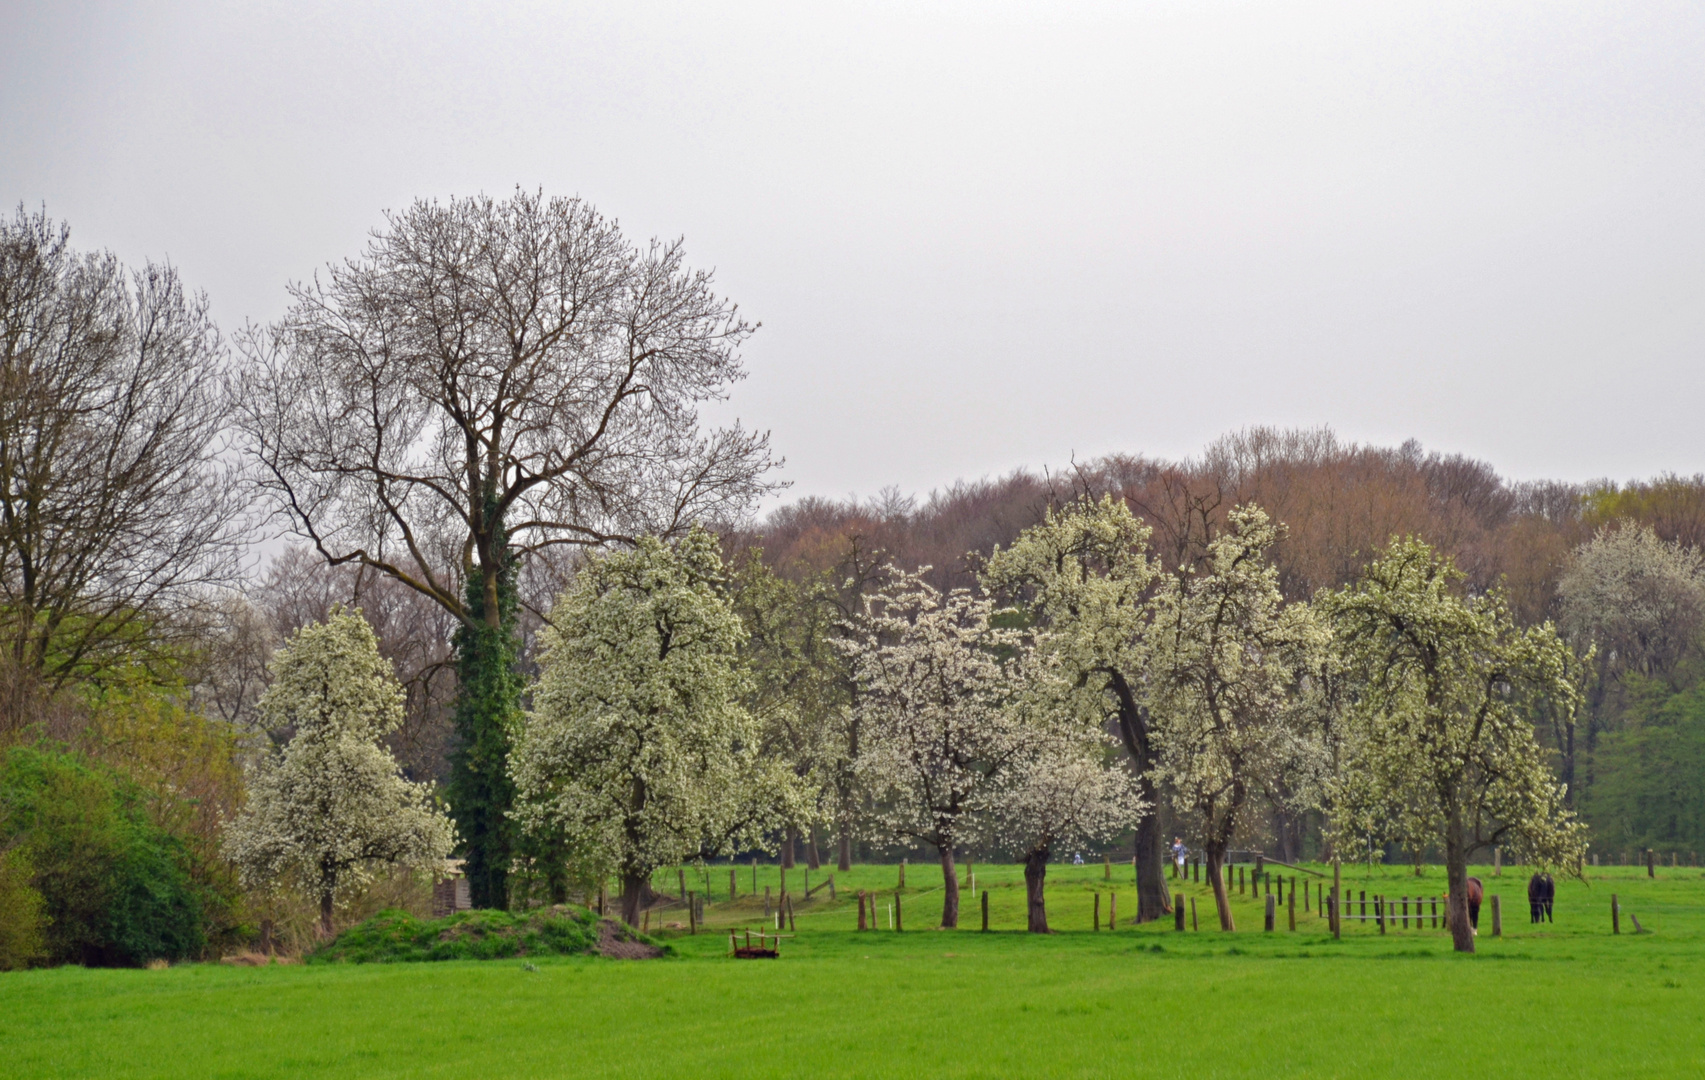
[1527,872,1555,923]
[1466,876,1484,932]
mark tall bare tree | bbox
[236,190,778,906]
[0,206,245,694]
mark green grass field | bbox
[5,861,1704,1078]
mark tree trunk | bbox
[836,828,852,872]
[781,826,797,869]
[447,540,519,911]
[938,845,960,928]
[319,890,335,937]
[1444,812,1475,953]
[1108,683,1170,921]
[1133,801,1171,921]
[619,869,647,928]
[1023,846,1050,933]
[806,827,822,871]
[1205,843,1235,931]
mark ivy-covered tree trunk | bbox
[447,514,521,911]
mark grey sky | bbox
[5,1,1703,507]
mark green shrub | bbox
[309,906,662,963]
[0,746,205,966]
[0,845,46,969]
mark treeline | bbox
[3,193,1702,967]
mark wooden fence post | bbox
[982,889,990,932]
[730,868,738,901]
[1611,894,1620,935]
[899,859,906,888]
[787,895,796,932]
[1332,859,1341,939]
[1190,897,1198,932]
[1647,850,1655,878]
[895,891,903,931]
[1094,892,1101,931]
[1494,846,1501,877]
[1288,882,1295,930]
[1104,854,1111,881]
[1376,895,1385,935]
[1175,895,1185,931]
[857,891,867,931]
[1491,894,1501,937]
[1264,894,1275,932]
[764,886,772,918]
[688,891,697,934]
[1109,892,1117,929]
[679,868,687,900]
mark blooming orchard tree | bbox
[225,612,456,935]
[994,741,1144,933]
[1145,506,1328,931]
[511,530,798,928]
[981,496,1171,920]
[845,570,1034,929]
[1323,537,1589,953]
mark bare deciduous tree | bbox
[0,206,246,689]
[235,189,779,906]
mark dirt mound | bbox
[597,919,665,959]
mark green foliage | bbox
[447,504,522,911]
[0,746,206,965]
[0,844,46,969]
[1581,678,1705,854]
[306,905,659,963]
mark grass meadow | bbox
[4,860,1704,1079]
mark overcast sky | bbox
[4,1,1703,506]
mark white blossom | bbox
[844,568,1033,928]
[224,611,456,934]
[510,529,800,927]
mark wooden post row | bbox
[1490,894,1501,937]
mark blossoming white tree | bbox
[511,529,798,927]
[845,569,1034,929]
[981,495,1171,920]
[994,740,1144,933]
[1145,506,1328,931]
[225,611,456,935]
[1323,537,1588,952]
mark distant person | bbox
[1527,872,1555,923]
[1072,853,1084,865]
[1172,837,1188,876]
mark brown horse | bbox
[1466,876,1484,932]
